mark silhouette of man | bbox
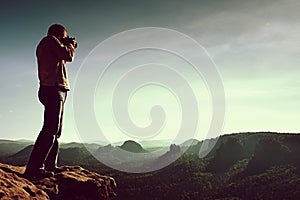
[24,24,77,178]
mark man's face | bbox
[58,30,67,41]
[62,30,67,38]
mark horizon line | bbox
[1,131,299,144]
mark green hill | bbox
[1,132,299,199]
[113,132,300,199]
[119,140,147,153]
[0,140,32,158]
[5,145,33,165]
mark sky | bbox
[0,0,300,144]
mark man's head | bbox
[47,24,67,40]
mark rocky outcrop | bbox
[0,164,48,199]
[0,163,116,200]
[207,137,244,172]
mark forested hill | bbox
[0,132,299,199]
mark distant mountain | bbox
[60,142,101,151]
[114,132,300,200]
[152,144,182,169]
[0,132,300,199]
[15,139,33,143]
[0,139,32,158]
[0,139,19,143]
[137,139,173,148]
[5,145,33,165]
[60,142,85,149]
[180,138,201,147]
[58,147,99,166]
[180,138,202,155]
[0,139,32,145]
[119,140,147,153]
[3,144,107,171]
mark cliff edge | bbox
[0,163,116,200]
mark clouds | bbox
[189,0,300,79]
[179,0,299,50]
[0,0,299,141]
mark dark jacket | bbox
[36,35,75,90]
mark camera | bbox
[61,36,78,48]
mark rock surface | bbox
[0,163,116,200]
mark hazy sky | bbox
[0,0,300,143]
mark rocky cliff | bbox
[0,163,116,200]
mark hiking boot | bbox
[23,169,54,180]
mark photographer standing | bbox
[24,24,77,179]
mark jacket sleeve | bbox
[49,36,75,62]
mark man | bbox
[24,24,77,179]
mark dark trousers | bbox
[26,86,67,173]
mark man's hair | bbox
[47,24,67,37]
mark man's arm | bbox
[49,36,75,62]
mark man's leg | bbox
[44,90,66,171]
[43,134,59,170]
[25,87,63,175]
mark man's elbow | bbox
[66,54,75,62]
[64,46,75,62]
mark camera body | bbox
[61,36,78,48]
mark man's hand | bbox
[70,38,78,48]
[61,37,78,48]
